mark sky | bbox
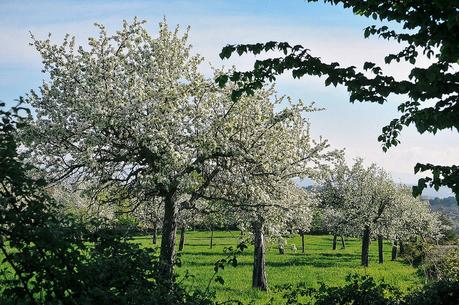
[1,0,457,198]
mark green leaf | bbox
[363,62,376,70]
[219,45,235,59]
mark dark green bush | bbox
[405,279,459,305]
[271,274,403,305]
[271,274,459,305]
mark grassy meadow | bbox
[132,231,423,304]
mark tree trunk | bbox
[152,222,158,245]
[340,235,345,249]
[158,192,177,284]
[391,240,397,261]
[332,234,337,250]
[361,225,370,267]
[378,235,384,264]
[178,226,186,252]
[278,245,285,254]
[301,232,305,253]
[252,221,268,291]
[210,226,214,249]
[399,241,405,255]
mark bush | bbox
[422,245,459,282]
[400,240,427,267]
[271,274,403,305]
[271,274,459,305]
[405,279,459,305]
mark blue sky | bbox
[1,0,457,197]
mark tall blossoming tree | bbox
[23,19,256,282]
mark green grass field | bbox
[133,231,423,304]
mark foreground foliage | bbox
[272,274,459,305]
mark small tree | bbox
[320,160,360,249]
[288,188,318,253]
[134,199,163,245]
[320,158,400,266]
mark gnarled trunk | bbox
[178,226,186,252]
[340,235,345,249]
[361,225,370,267]
[332,234,337,250]
[252,221,268,291]
[159,192,177,284]
[152,222,158,245]
[378,235,384,264]
[391,240,397,261]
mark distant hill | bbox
[421,186,454,199]
[430,196,458,208]
[429,196,459,233]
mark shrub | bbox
[422,245,459,282]
[400,240,427,267]
[271,274,403,305]
[406,279,459,305]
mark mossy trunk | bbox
[378,235,384,264]
[361,225,370,267]
[340,235,345,249]
[332,234,337,250]
[252,221,268,291]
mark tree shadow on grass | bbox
[183,251,253,258]
[189,235,237,239]
[182,252,361,269]
[184,242,238,247]
[181,260,254,267]
[265,253,359,269]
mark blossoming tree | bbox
[23,19,262,282]
[199,93,338,290]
